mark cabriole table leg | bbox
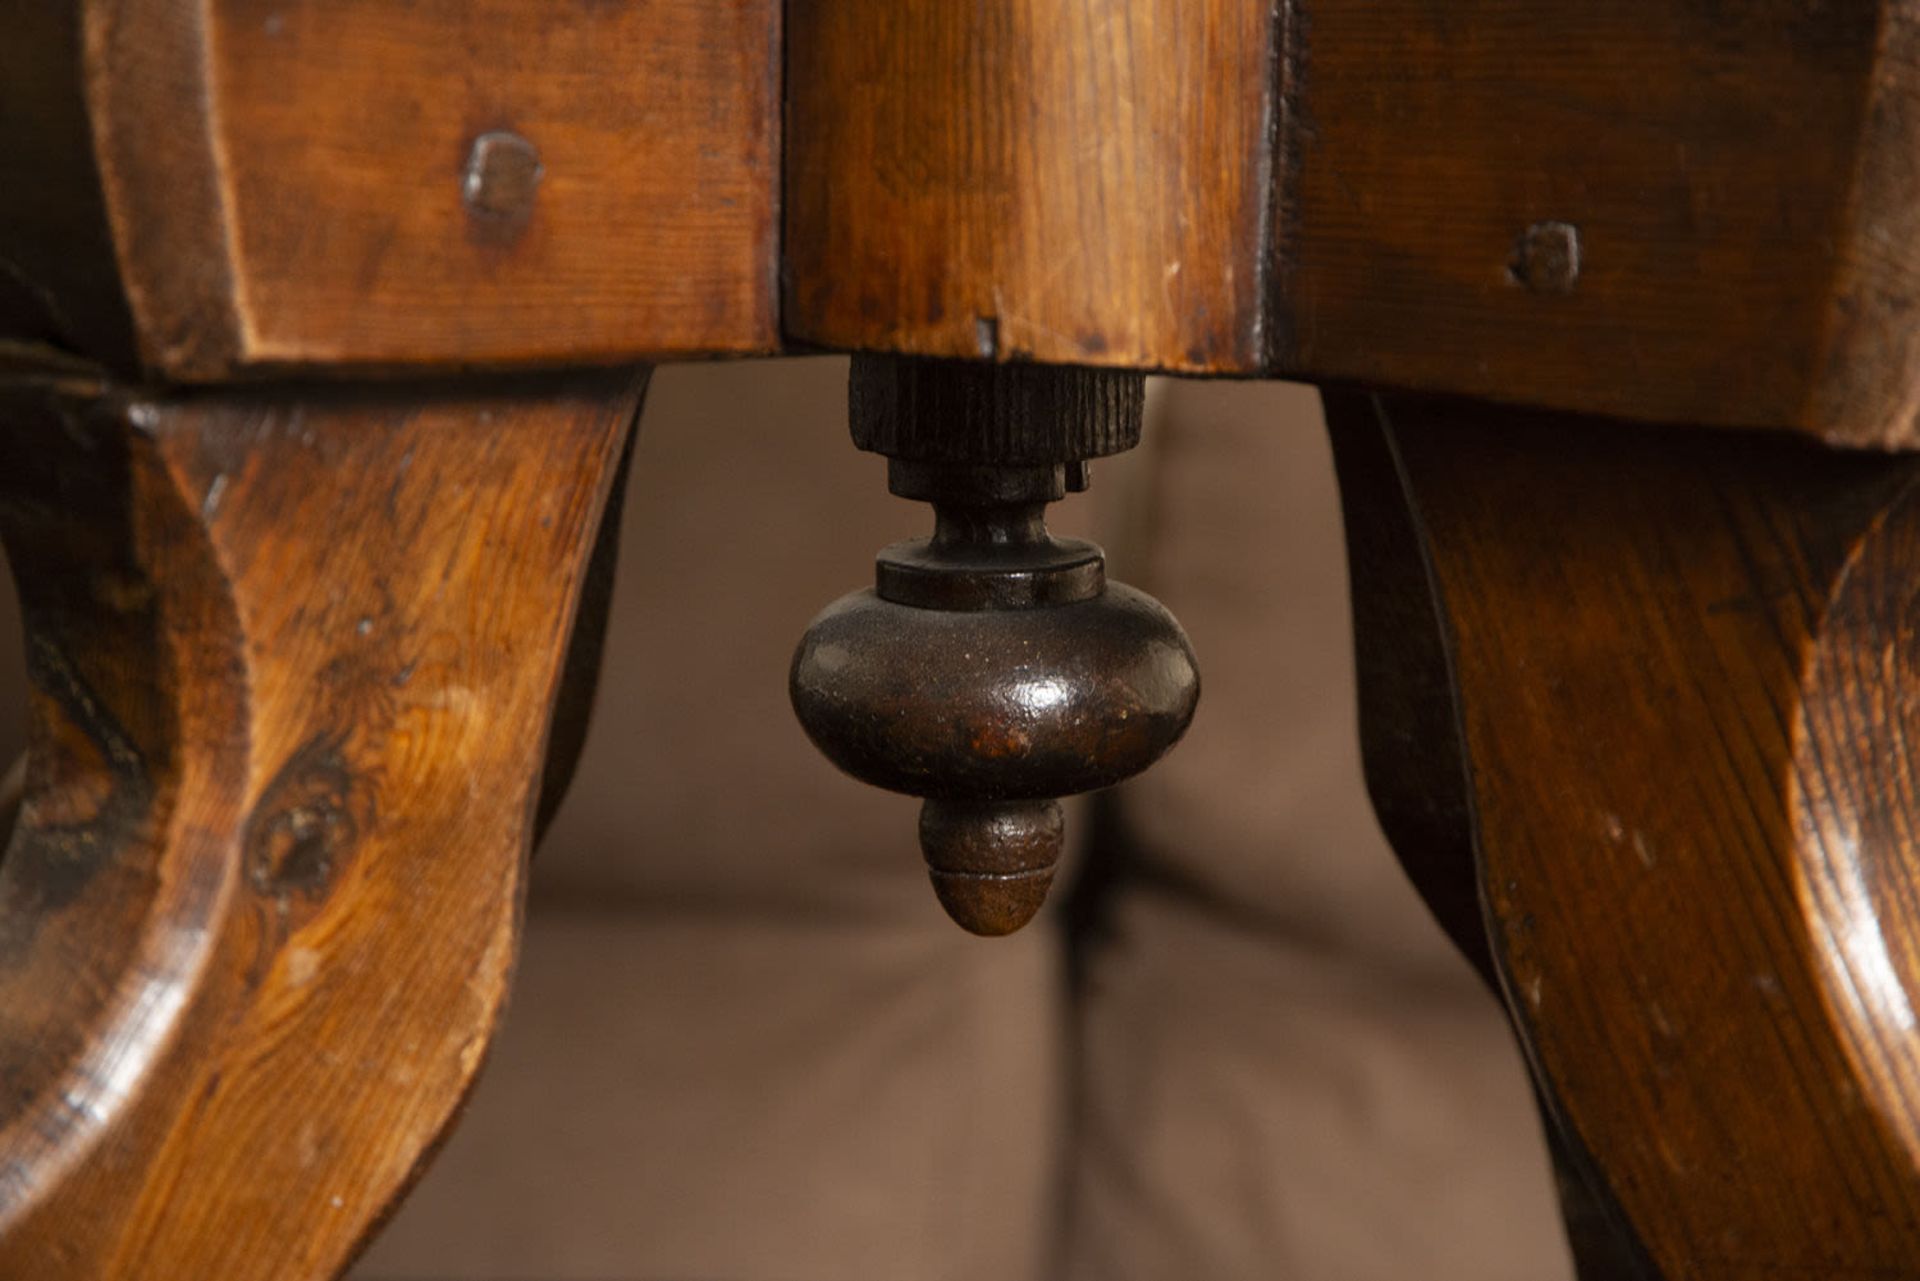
[1328,388,1920,1278]
[0,369,646,1280]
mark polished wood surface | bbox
[784,0,1279,372]
[11,0,1920,1273]
[783,0,1920,445]
[11,3,1920,442]
[1289,3,1919,444]
[1,2,777,377]
[0,371,644,1278]
[1331,389,1920,1276]
[1328,392,1660,1278]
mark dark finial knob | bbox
[920,800,1064,937]
[790,357,1200,936]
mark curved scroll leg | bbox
[0,369,647,1279]
[535,426,637,843]
[1327,389,1920,1278]
[1327,392,1657,1278]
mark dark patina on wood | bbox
[1330,389,1920,1277]
[792,357,1199,935]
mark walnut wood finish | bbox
[0,2,776,377]
[1330,389,1920,1276]
[783,0,1280,373]
[1285,2,1920,443]
[14,2,1920,443]
[785,0,1920,445]
[13,1,1920,1272]
[1327,393,1658,1278]
[0,370,644,1279]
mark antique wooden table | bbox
[5,3,1920,1277]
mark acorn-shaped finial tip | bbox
[920,799,1062,936]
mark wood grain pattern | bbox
[1331,389,1920,1276]
[784,0,1280,372]
[1327,392,1660,1278]
[16,0,1920,445]
[3,2,777,377]
[1283,1,1920,446]
[786,0,1920,444]
[211,0,777,372]
[0,369,645,1279]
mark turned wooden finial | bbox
[790,356,1200,936]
